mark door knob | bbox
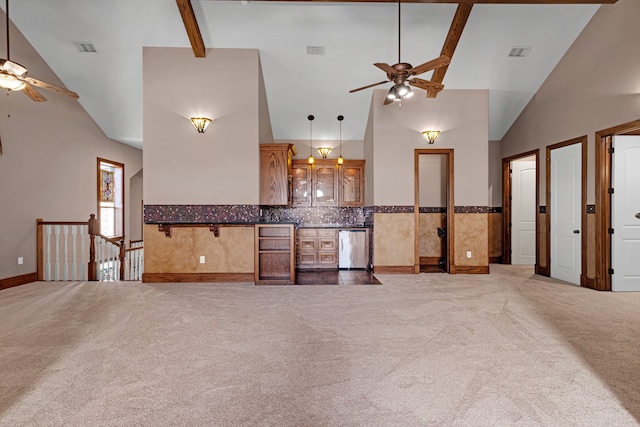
[573,229,580,234]
[636,213,640,219]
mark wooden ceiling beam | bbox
[176,0,206,58]
[258,0,616,4]
[427,3,473,97]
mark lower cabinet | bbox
[297,228,338,269]
[255,224,295,285]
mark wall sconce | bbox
[191,117,212,133]
[317,147,332,158]
[337,115,344,165]
[308,115,315,165]
[421,130,440,144]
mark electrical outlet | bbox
[17,257,24,265]
[466,251,472,259]
[199,256,206,264]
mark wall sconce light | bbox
[317,147,332,158]
[421,130,440,144]
[191,117,212,133]
[308,115,315,165]
[337,115,344,165]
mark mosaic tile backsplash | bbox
[145,204,495,226]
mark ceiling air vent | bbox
[73,41,97,53]
[509,47,531,58]
[306,45,325,56]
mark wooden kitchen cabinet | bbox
[291,162,312,206]
[292,159,338,207]
[339,160,365,207]
[255,224,295,285]
[296,228,338,269]
[260,144,295,205]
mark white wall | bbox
[372,89,489,206]
[143,48,262,205]
[0,12,142,280]
[501,0,640,205]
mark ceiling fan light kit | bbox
[1,0,78,101]
[349,0,449,105]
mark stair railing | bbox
[37,214,143,281]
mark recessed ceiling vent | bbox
[73,41,97,53]
[509,46,531,58]
[306,45,325,56]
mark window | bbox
[97,158,124,238]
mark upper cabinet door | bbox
[313,161,338,207]
[291,162,312,206]
[260,144,294,205]
[339,160,365,207]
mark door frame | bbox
[545,136,587,285]
[502,150,539,268]
[595,118,640,291]
[414,149,455,274]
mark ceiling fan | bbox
[349,0,450,105]
[0,0,78,102]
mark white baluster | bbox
[71,226,77,281]
[81,225,87,281]
[54,225,60,281]
[45,225,52,281]
[63,225,69,280]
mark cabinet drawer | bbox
[298,238,317,251]
[318,253,337,265]
[297,229,317,237]
[318,239,336,250]
[317,229,337,238]
[297,253,318,265]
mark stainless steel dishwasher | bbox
[338,230,367,269]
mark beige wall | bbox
[501,0,640,205]
[0,17,142,280]
[488,140,502,208]
[144,225,254,274]
[373,213,414,267]
[371,89,489,206]
[143,47,262,205]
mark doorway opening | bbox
[501,150,539,270]
[546,137,586,286]
[595,118,640,291]
[414,149,454,274]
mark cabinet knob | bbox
[573,229,580,234]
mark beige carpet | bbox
[1,265,639,426]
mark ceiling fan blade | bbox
[409,55,451,76]
[349,80,389,93]
[22,83,47,102]
[408,77,444,93]
[23,77,79,99]
[374,63,397,76]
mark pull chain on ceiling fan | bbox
[349,0,450,105]
[0,0,78,102]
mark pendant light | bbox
[337,115,344,165]
[307,115,315,165]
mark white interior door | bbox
[550,143,581,285]
[612,136,640,291]
[511,159,536,265]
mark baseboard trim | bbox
[142,273,254,283]
[0,272,37,290]
[454,265,489,274]
[373,266,414,274]
[489,256,502,264]
[535,264,550,277]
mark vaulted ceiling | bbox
[3,0,617,148]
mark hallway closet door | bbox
[511,159,536,265]
[550,144,581,285]
[612,135,640,291]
